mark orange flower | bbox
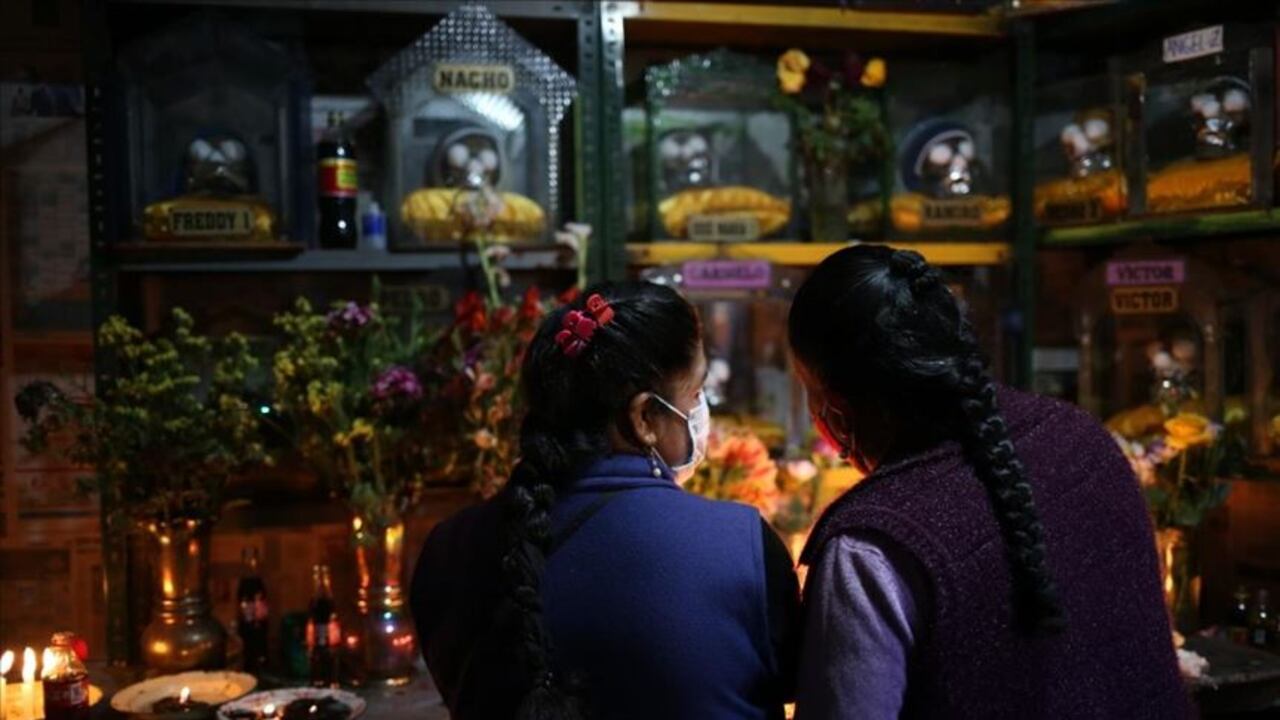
[860,57,886,88]
[1164,413,1215,450]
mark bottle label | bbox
[240,595,269,623]
[43,677,89,708]
[319,158,358,198]
[306,616,341,648]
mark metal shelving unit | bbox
[627,241,1012,267]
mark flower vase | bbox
[352,517,416,686]
[807,157,850,243]
[1156,527,1201,633]
[141,518,227,672]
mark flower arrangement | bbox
[429,284,561,498]
[775,48,890,169]
[686,422,782,520]
[270,292,439,530]
[1108,353,1243,529]
[14,309,264,525]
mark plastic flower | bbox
[371,366,423,403]
[784,459,819,484]
[519,286,543,322]
[473,429,497,450]
[454,291,488,333]
[777,49,810,94]
[860,57,886,88]
[333,418,374,448]
[327,302,374,332]
[1164,412,1215,450]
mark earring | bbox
[648,447,664,478]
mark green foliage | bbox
[14,309,265,525]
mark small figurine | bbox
[436,129,502,189]
[658,128,714,191]
[1060,110,1115,179]
[891,120,1008,232]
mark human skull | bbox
[436,130,502,188]
[658,129,713,191]
[1190,77,1251,159]
[1059,109,1115,179]
[183,134,252,195]
[917,129,978,198]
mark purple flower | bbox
[327,302,374,332]
[371,366,423,403]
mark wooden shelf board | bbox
[115,245,574,274]
[1040,209,1280,248]
[627,241,1011,267]
[616,1,1005,38]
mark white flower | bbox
[484,244,511,264]
[564,222,592,240]
[553,230,580,253]
[494,267,512,288]
[785,460,819,483]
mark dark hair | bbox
[502,281,701,718]
[788,245,1064,632]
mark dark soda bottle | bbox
[1249,589,1273,650]
[237,547,270,674]
[1228,586,1251,645]
[41,632,91,720]
[306,564,341,687]
[317,112,358,249]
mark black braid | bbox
[789,246,1064,633]
[496,282,701,717]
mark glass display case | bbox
[116,12,311,245]
[887,55,1010,237]
[1129,23,1274,215]
[366,4,576,248]
[1034,73,1128,226]
[1072,251,1228,422]
[644,49,796,242]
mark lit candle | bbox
[1,649,13,720]
[20,649,34,720]
[261,703,277,719]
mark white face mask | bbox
[653,390,711,485]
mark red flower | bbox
[519,286,543,321]
[453,291,488,333]
[558,286,582,306]
[492,306,516,330]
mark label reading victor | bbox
[319,158,358,198]
[1111,286,1179,315]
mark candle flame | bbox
[20,648,35,683]
[179,686,191,704]
[41,648,58,679]
[0,649,13,675]
[263,703,276,716]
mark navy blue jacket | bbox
[412,454,798,719]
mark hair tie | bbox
[553,293,614,358]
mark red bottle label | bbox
[319,158,358,198]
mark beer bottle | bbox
[236,547,270,674]
[317,112,358,249]
[306,564,341,687]
[1249,588,1273,650]
[41,633,91,720]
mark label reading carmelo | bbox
[682,260,772,290]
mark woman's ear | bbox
[627,391,659,448]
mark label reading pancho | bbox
[433,63,515,94]
[920,198,985,228]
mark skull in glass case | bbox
[905,121,985,199]
[1189,76,1252,159]
[183,133,255,195]
[657,128,714,191]
[1059,109,1115,180]
[434,128,503,189]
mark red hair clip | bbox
[555,310,597,358]
[554,294,614,358]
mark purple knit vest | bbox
[803,388,1191,719]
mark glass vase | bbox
[807,157,850,243]
[141,518,227,672]
[1155,526,1201,633]
[352,517,416,686]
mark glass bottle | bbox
[1249,588,1273,650]
[1228,586,1251,645]
[306,564,341,687]
[41,632,90,720]
[317,111,358,249]
[236,547,270,674]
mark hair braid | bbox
[951,346,1065,633]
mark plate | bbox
[111,671,257,714]
[216,688,366,720]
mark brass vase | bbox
[141,518,227,672]
[353,517,416,686]
[1156,526,1201,633]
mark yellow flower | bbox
[777,49,810,95]
[861,57,886,88]
[334,418,375,448]
[274,355,296,381]
[1164,412,1214,450]
[474,429,497,450]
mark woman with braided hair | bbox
[412,281,800,719]
[788,245,1188,719]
